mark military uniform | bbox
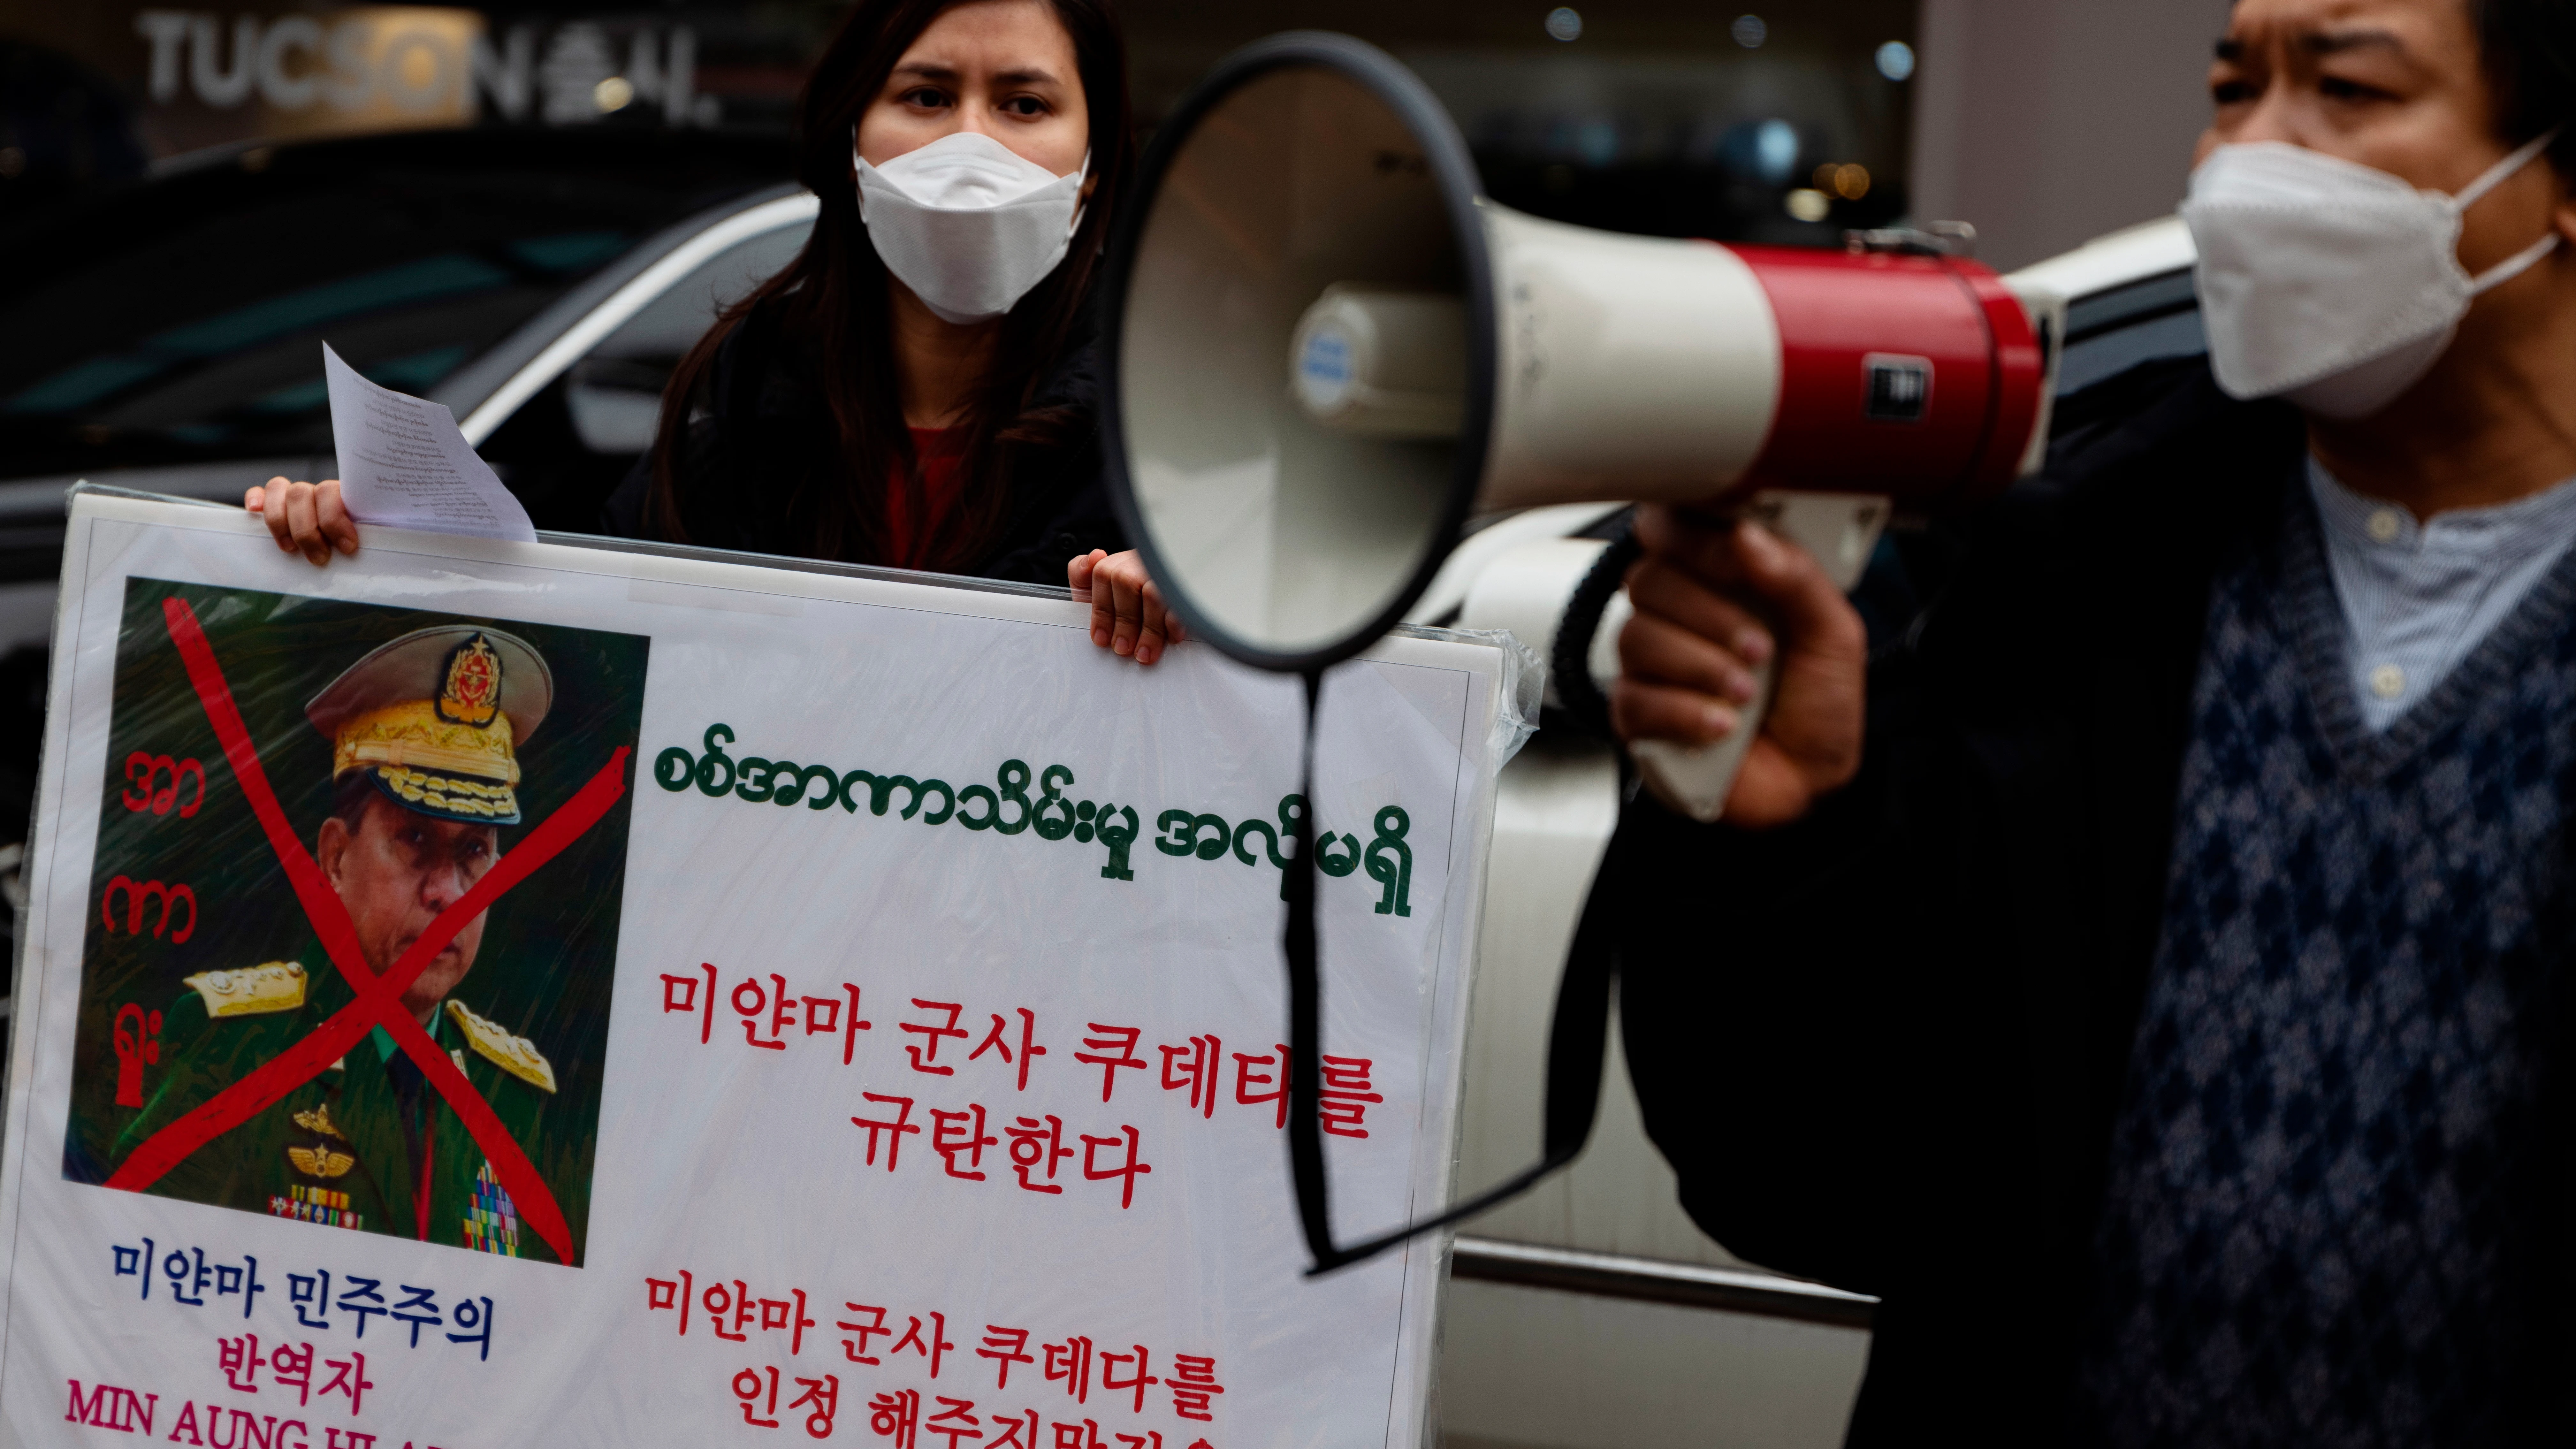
[115,942,580,1262]
[108,626,588,1264]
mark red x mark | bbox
[104,598,630,1263]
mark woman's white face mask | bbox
[856,130,1088,325]
[2182,128,2563,419]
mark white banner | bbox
[0,493,1508,1449]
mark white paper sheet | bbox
[323,343,537,542]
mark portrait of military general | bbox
[60,578,648,1269]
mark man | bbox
[113,625,583,1264]
[1609,0,2575,1442]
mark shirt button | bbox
[2367,508,2403,543]
[2369,663,2407,699]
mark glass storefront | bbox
[3,2,1920,239]
[0,2,1922,494]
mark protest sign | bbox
[0,491,1513,1449]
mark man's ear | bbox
[2547,151,2576,243]
[317,815,351,889]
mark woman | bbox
[250,0,1181,664]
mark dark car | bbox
[0,125,808,808]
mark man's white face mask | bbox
[2182,128,2563,419]
[855,130,1088,326]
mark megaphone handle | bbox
[1630,657,1772,823]
[1621,491,1888,824]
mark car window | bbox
[0,199,634,480]
[563,220,813,455]
[2056,268,2205,396]
[468,213,812,533]
[0,133,793,484]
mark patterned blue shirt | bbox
[2309,457,2576,731]
[2076,481,2576,1444]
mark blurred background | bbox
[1,1,1933,564]
[0,3,2228,1445]
[13,1,1927,231]
[0,0,2223,539]
[0,0,1930,493]
[0,0,2234,250]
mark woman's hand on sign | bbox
[245,477,360,567]
[1070,549,1183,666]
[1611,504,1866,828]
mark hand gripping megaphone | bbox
[1098,34,2057,1272]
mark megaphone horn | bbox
[1100,33,2059,1271]
[1102,32,2057,816]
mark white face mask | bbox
[2182,129,2563,419]
[855,131,1088,325]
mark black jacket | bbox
[1615,359,2320,1442]
[600,299,1126,584]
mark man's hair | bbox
[330,771,378,835]
[2477,0,2576,179]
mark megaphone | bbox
[1098,33,2059,1273]
[1101,32,2060,820]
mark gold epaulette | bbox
[184,962,307,1017]
[446,1000,556,1093]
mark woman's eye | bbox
[902,86,949,109]
[2319,75,2389,103]
[1001,95,1048,117]
[2211,78,2256,105]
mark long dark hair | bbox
[648,0,1132,571]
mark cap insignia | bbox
[437,633,503,729]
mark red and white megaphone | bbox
[1101,32,2062,819]
[1099,33,2070,1271]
